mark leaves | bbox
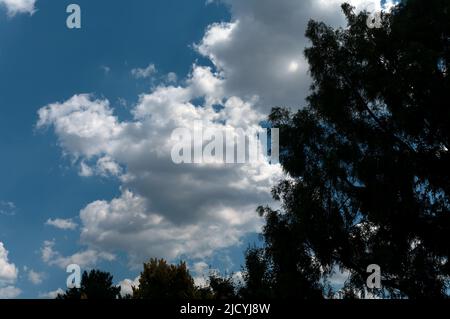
[247,0,450,299]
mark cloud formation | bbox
[27,269,44,285]
[38,65,282,265]
[117,276,140,297]
[46,218,78,231]
[0,243,20,299]
[198,0,394,112]
[37,0,393,269]
[0,0,36,16]
[41,240,115,269]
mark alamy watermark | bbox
[66,264,81,289]
[171,121,279,165]
[367,264,382,289]
[66,4,81,29]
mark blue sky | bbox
[0,0,386,298]
[0,0,232,299]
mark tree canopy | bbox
[57,269,121,299]
[132,258,198,299]
[249,0,450,299]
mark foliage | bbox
[132,258,197,299]
[57,269,121,299]
[250,0,450,299]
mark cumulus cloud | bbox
[117,277,140,297]
[0,243,20,299]
[0,0,36,16]
[46,218,78,231]
[0,243,18,285]
[197,0,394,112]
[37,0,395,269]
[27,269,44,285]
[38,64,283,265]
[41,240,115,269]
[37,95,125,159]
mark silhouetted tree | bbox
[133,258,197,299]
[250,0,450,299]
[239,247,274,299]
[57,269,121,299]
[207,273,238,300]
[196,271,242,300]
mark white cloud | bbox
[78,189,269,265]
[79,161,94,177]
[232,271,244,286]
[27,269,44,285]
[117,277,140,297]
[192,261,210,287]
[0,243,20,299]
[46,218,78,231]
[0,286,21,299]
[37,94,125,159]
[79,157,122,177]
[95,156,122,177]
[41,240,115,269]
[38,67,283,266]
[0,243,18,284]
[0,0,36,16]
[131,64,157,79]
[191,261,243,288]
[39,288,64,299]
[197,0,393,112]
